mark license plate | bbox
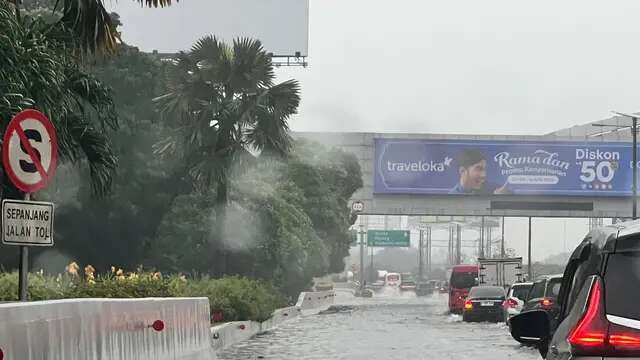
[481,301,494,306]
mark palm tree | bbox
[0,1,117,195]
[6,0,174,52]
[154,36,300,264]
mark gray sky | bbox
[108,0,639,260]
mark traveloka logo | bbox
[386,157,453,172]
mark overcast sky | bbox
[107,0,640,261]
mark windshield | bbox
[4,0,633,358]
[469,287,505,298]
[546,278,562,298]
[450,272,478,289]
[511,285,532,301]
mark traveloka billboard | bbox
[374,139,638,196]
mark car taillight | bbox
[464,299,473,310]
[567,278,640,357]
[541,297,553,308]
[503,298,518,308]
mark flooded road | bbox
[216,290,540,360]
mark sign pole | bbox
[18,192,30,301]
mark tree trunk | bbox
[214,176,228,275]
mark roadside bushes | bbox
[0,264,285,322]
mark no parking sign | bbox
[2,109,58,193]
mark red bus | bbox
[448,264,479,314]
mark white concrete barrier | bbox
[0,297,213,360]
[211,290,335,352]
[296,290,335,312]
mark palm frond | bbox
[67,114,118,196]
[229,37,274,91]
[56,0,118,53]
[55,0,177,53]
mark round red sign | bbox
[2,110,58,193]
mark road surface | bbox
[216,289,540,360]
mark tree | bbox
[285,139,363,273]
[6,0,174,53]
[155,36,300,265]
[0,2,118,197]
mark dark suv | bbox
[521,274,563,319]
[510,221,640,359]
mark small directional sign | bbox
[2,200,54,246]
[367,230,410,247]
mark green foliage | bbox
[171,275,285,322]
[0,1,117,196]
[0,270,282,322]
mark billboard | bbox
[109,0,309,56]
[374,138,638,197]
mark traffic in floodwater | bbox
[217,289,539,360]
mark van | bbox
[448,264,479,314]
[510,221,640,359]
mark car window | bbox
[469,287,505,298]
[528,280,545,300]
[511,285,531,301]
[604,252,640,320]
[546,278,562,298]
[562,260,586,318]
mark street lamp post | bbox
[592,112,639,220]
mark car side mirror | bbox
[509,310,550,350]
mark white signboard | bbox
[2,200,54,246]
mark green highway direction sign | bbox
[367,230,410,247]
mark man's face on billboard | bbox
[460,160,486,190]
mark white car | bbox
[503,282,533,322]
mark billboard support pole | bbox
[528,217,532,280]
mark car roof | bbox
[534,274,563,281]
[451,265,478,272]
[511,282,533,287]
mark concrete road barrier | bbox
[212,290,335,352]
[0,297,213,360]
[296,290,335,312]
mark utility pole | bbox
[418,230,424,280]
[528,217,532,280]
[501,217,505,258]
[456,224,462,264]
[479,216,485,258]
[359,224,365,290]
[633,116,637,220]
[426,226,432,275]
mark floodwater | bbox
[216,289,540,360]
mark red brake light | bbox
[464,299,473,310]
[568,279,607,349]
[504,298,518,308]
[567,278,640,357]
